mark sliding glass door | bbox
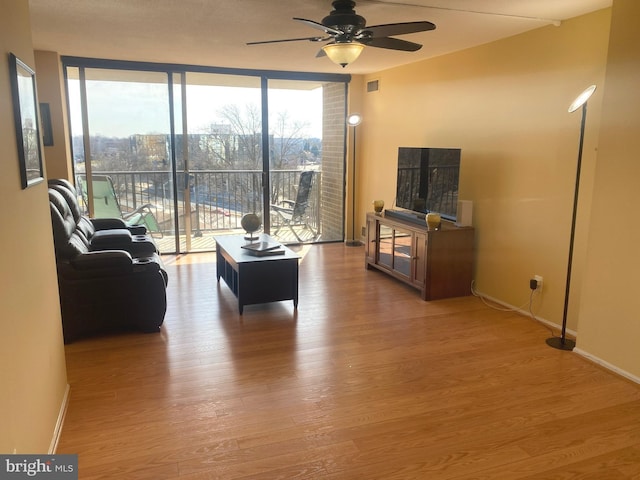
[179,73,264,251]
[65,58,348,253]
[267,80,346,243]
[66,67,174,244]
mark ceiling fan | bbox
[246,0,436,67]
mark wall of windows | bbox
[64,57,349,253]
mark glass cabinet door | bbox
[365,215,379,264]
[412,231,427,287]
[375,224,413,280]
[377,224,393,270]
[392,228,413,279]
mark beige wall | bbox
[355,9,611,338]
[575,0,640,379]
[0,0,68,453]
[34,50,73,180]
[356,4,640,380]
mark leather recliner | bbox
[48,180,168,343]
[48,178,159,257]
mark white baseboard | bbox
[475,290,639,385]
[49,384,70,454]
[473,290,576,337]
[573,348,640,385]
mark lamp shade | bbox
[568,85,596,113]
[347,113,362,126]
[322,43,365,67]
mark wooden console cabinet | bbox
[365,212,474,300]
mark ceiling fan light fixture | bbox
[322,42,364,67]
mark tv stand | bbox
[365,212,474,300]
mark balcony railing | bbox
[77,169,321,241]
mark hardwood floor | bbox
[57,243,640,479]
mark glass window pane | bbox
[65,59,348,252]
[182,72,263,250]
[67,68,172,249]
[268,79,345,243]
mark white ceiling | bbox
[28,0,612,75]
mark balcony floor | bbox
[155,224,321,253]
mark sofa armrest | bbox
[71,250,133,270]
[60,251,164,280]
[91,218,147,235]
[127,225,148,235]
[91,217,127,230]
[89,229,132,250]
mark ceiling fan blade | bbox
[249,5,434,61]
[363,21,436,38]
[293,17,343,36]
[247,36,330,46]
[365,36,422,52]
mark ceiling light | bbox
[322,43,365,68]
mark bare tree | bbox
[217,103,262,169]
[188,103,315,210]
[270,110,310,170]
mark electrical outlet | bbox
[361,226,366,237]
[534,275,543,290]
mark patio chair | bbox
[78,175,162,237]
[271,171,317,242]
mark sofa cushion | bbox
[49,189,90,258]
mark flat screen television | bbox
[394,147,461,221]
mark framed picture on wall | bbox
[40,102,54,146]
[9,53,44,189]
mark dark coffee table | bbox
[214,234,300,314]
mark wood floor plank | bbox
[56,243,640,479]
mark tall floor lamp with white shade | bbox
[346,113,362,246]
[546,84,597,351]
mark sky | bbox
[67,79,324,139]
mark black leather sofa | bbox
[48,178,160,257]
[48,179,168,343]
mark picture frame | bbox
[40,102,54,147]
[9,53,44,189]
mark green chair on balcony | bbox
[78,175,162,237]
[271,171,317,242]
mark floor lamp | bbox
[546,84,597,351]
[346,113,362,246]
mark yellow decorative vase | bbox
[426,212,441,231]
[373,200,385,214]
